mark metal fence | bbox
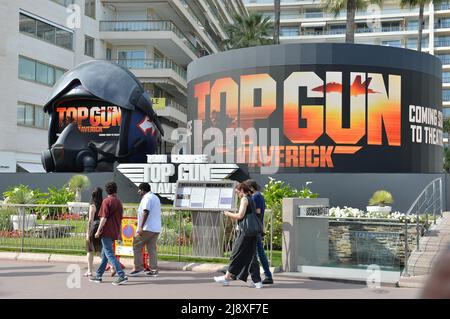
[0,203,273,264]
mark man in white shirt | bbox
[129,183,161,277]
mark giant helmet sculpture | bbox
[41,60,164,172]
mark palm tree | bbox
[69,175,91,202]
[224,12,273,49]
[322,0,383,43]
[274,0,281,44]
[401,0,443,51]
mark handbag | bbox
[89,220,100,238]
[240,196,263,237]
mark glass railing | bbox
[166,98,188,114]
[443,92,450,101]
[436,21,450,29]
[438,56,450,64]
[300,26,406,36]
[100,20,199,56]
[443,75,450,83]
[273,8,428,20]
[435,40,450,47]
[112,59,187,80]
[435,3,450,11]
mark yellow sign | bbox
[115,217,137,256]
[151,98,166,110]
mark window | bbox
[55,29,73,50]
[18,56,36,81]
[85,35,95,57]
[19,14,36,36]
[437,54,450,65]
[281,26,299,36]
[443,72,450,83]
[37,20,55,42]
[117,50,145,68]
[51,0,75,6]
[19,13,73,50]
[406,20,419,31]
[443,90,450,101]
[85,0,96,19]
[19,56,66,86]
[17,102,49,129]
[36,62,55,86]
[55,68,65,82]
[305,9,323,18]
[443,107,450,118]
[436,36,450,47]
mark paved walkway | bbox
[0,260,420,299]
[403,212,450,277]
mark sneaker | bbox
[146,269,159,277]
[129,269,144,277]
[249,281,263,289]
[112,276,128,286]
[89,276,102,283]
[214,275,230,286]
[262,277,273,284]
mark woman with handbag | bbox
[84,187,104,277]
[214,183,264,288]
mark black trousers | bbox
[228,231,261,283]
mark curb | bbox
[0,252,225,273]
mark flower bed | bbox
[329,206,431,223]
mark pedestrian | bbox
[89,181,128,285]
[245,179,274,284]
[84,187,103,277]
[214,183,263,288]
[129,182,161,277]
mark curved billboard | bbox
[188,43,443,173]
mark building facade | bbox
[244,0,450,119]
[0,0,246,172]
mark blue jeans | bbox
[96,237,125,278]
[256,234,272,279]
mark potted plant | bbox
[367,190,393,213]
[68,175,91,218]
[3,185,37,231]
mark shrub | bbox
[36,186,75,220]
[3,185,37,204]
[0,208,16,231]
[262,177,319,250]
[369,190,394,206]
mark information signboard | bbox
[115,217,137,257]
[173,180,237,211]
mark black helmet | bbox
[41,60,164,172]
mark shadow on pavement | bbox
[0,265,55,271]
[0,271,66,277]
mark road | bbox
[0,260,421,299]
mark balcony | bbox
[435,3,450,11]
[112,58,187,90]
[155,98,188,125]
[297,25,413,37]
[435,40,450,48]
[435,21,450,29]
[99,20,199,65]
